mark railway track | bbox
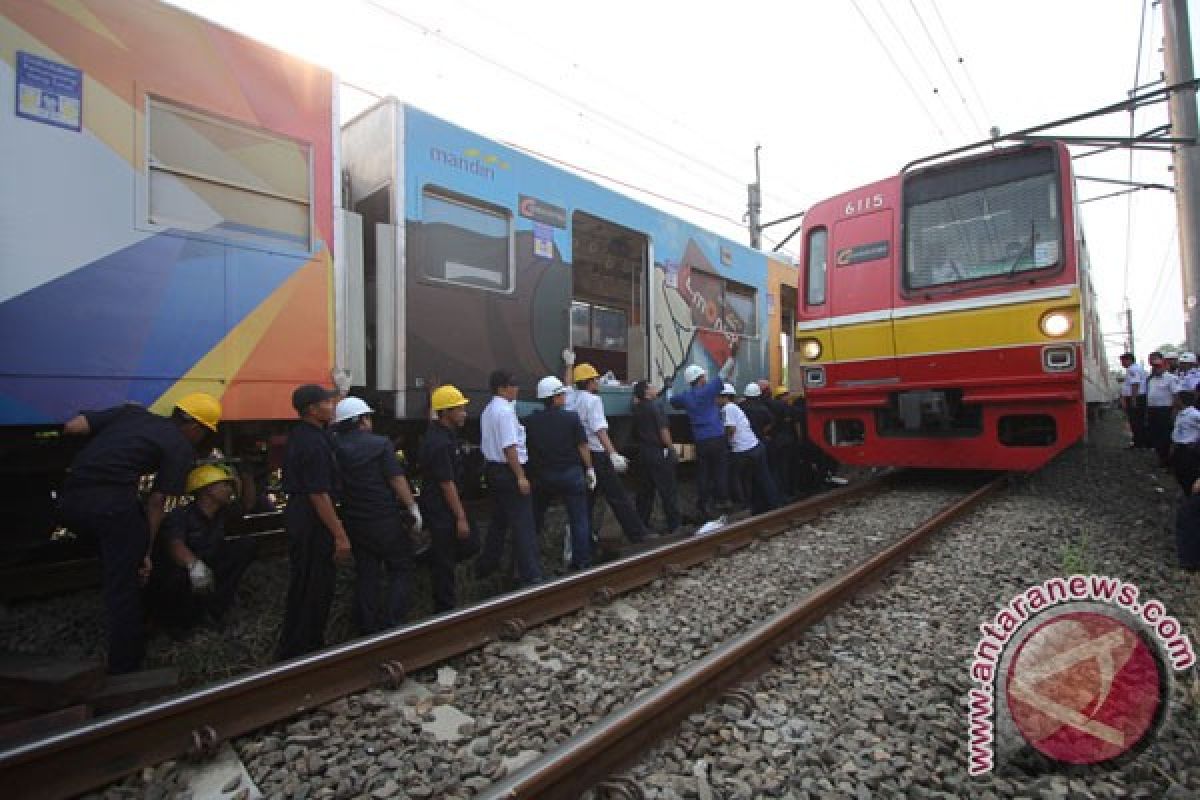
[0,470,1006,798]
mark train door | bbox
[828,209,897,373]
[569,212,649,382]
[778,283,797,389]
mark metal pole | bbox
[1164,0,1200,350]
[747,145,762,249]
[1125,306,1136,357]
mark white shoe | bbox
[825,475,849,486]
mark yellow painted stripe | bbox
[833,320,893,362]
[894,291,1079,356]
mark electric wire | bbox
[873,0,968,140]
[1123,0,1150,309]
[1138,226,1180,325]
[927,0,994,128]
[849,0,949,143]
[906,0,986,137]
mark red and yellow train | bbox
[791,142,1111,471]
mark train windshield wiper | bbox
[1006,220,1037,277]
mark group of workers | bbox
[57,351,843,673]
[1118,349,1200,571]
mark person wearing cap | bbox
[476,370,543,586]
[1119,352,1149,448]
[332,397,422,633]
[562,351,649,544]
[668,350,737,520]
[1179,352,1200,392]
[632,380,681,536]
[146,464,256,637]
[419,385,475,611]
[277,384,351,661]
[717,384,781,515]
[524,376,595,569]
[58,392,222,673]
[766,386,796,499]
[1145,351,1179,469]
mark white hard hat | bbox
[743,382,762,397]
[1181,352,1197,363]
[720,382,737,396]
[334,396,373,424]
[683,364,706,384]
[536,375,567,399]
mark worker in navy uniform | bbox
[418,385,475,610]
[146,464,256,636]
[631,380,681,536]
[561,351,649,544]
[58,392,222,673]
[1119,352,1148,448]
[1170,390,1200,495]
[332,397,423,633]
[524,376,596,569]
[718,384,781,514]
[767,385,796,499]
[789,387,846,490]
[476,370,544,585]
[1145,351,1180,469]
[669,351,737,520]
[277,384,351,661]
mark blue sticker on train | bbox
[15,51,82,132]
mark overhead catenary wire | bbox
[1138,226,1180,325]
[1123,0,1151,308]
[849,0,949,144]
[906,0,986,138]
[927,0,994,129]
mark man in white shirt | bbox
[717,384,781,515]
[1178,352,1200,391]
[1171,389,1200,494]
[1145,351,1179,468]
[476,369,543,585]
[562,352,649,543]
[1119,352,1148,448]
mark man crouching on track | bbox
[562,351,649,544]
[525,376,596,570]
[58,392,222,674]
[146,465,256,637]
[332,397,423,634]
[419,385,476,611]
[277,384,352,661]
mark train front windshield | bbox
[903,148,1062,290]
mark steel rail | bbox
[0,474,893,799]
[482,474,1010,799]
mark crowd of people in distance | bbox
[1118,349,1200,572]
[56,351,848,673]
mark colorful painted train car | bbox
[792,142,1110,471]
[339,99,790,427]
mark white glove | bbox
[662,447,672,460]
[188,559,214,592]
[585,467,597,490]
[407,503,423,534]
[610,452,629,473]
[562,348,576,366]
[719,357,736,379]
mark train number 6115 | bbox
[844,194,884,216]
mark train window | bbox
[592,305,628,350]
[686,269,757,338]
[146,98,312,252]
[806,228,827,305]
[571,301,592,346]
[420,189,513,292]
[904,149,1061,290]
[724,281,757,335]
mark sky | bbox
[172,0,1199,364]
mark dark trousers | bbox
[147,537,256,632]
[478,464,543,585]
[427,521,458,612]
[733,443,782,515]
[1176,493,1200,569]
[533,465,592,569]
[635,444,681,532]
[1147,406,1174,466]
[694,435,730,518]
[277,503,336,661]
[346,514,412,634]
[767,437,793,499]
[589,451,648,543]
[58,490,148,674]
[1128,397,1149,447]
[1173,444,1200,496]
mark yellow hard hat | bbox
[175,392,222,431]
[573,363,600,383]
[431,384,469,412]
[774,386,789,397]
[186,464,234,495]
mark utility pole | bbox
[747,145,762,249]
[1123,305,1136,357]
[1164,0,1200,350]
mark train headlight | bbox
[799,338,823,360]
[1040,311,1072,338]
